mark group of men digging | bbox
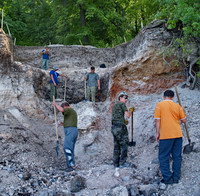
[42,47,187,185]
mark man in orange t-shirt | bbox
[154,90,186,184]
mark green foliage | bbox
[0,0,199,47]
[156,0,200,38]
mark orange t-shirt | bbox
[154,100,186,139]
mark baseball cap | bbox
[53,66,59,70]
[118,91,128,98]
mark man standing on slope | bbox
[52,101,78,172]
[86,66,100,102]
[49,66,65,102]
[111,91,134,168]
[154,90,186,184]
[41,47,50,70]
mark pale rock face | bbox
[73,101,97,130]
[8,107,31,129]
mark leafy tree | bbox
[156,0,200,38]
[1,0,55,45]
[51,0,129,47]
[1,0,199,48]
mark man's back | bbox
[154,100,186,139]
[63,108,77,128]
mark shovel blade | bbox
[129,141,136,147]
[183,142,194,154]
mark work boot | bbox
[160,178,173,185]
[172,178,179,184]
[119,162,131,168]
[114,163,119,168]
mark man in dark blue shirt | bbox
[41,47,50,70]
[50,66,65,101]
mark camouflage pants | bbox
[111,123,129,167]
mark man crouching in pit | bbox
[53,101,78,172]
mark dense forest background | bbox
[0,0,199,47]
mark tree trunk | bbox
[79,4,89,45]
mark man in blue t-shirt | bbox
[41,47,50,70]
[50,66,65,101]
[86,66,100,102]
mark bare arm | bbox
[60,74,67,78]
[97,80,100,90]
[155,119,160,141]
[52,102,64,112]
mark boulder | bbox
[70,175,86,193]
[108,185,129,196]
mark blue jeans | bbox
[42,59,49,70]
[159,137,182,181]
[63,127,78,168]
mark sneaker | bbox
[66,167,74,172]
[173,179,179,184]
[160,178,173,185]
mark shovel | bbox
[53,96,59,157]
[129,111,136,146]
[63,77,67,102]
[84,72,88,101]
[175,87,194,154]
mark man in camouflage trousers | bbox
[111,92,134,168]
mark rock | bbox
[114,168,120,177]
[138,184,158,196]
[70,175,86,193]
[108,185,129,196]
[8,107,30,129]
[193,146,200,153]
[151,158,159,164]
[74,102,97,130]
[122,176,131,182]
[127,185,140,196]
[194,189,200,196]
[23,172,31,180]
[147,136,156,143]
[159,183,166,190]
[3,114,8,120]
[56,191,74,196]
[18,174,23,179]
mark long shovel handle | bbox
[53,96,59,141]
[64,78,67,102]
[131,111,133,141]
[84,80,87,100]
[175,87,191,144]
